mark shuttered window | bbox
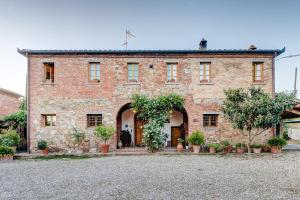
[44,63,54,82]
[253,62,264,82]
[128,63,138,81]
[167,63,177,81]
[43,114,56,126]
[200,62,211,82]
[89,62,100,82]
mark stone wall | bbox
[28,53,274,152]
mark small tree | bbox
[222,87,295,153]
[95,125,115,145]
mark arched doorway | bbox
[116,103,188,148]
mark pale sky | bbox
[0,0,299,97]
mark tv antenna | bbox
[122,29,135,50]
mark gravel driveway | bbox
[1,152,300,200]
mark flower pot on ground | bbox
[177,138,184,152]
[0,146,14,161]
[82,140,90,153]
[251,144,263,154]
[0,128,21,152]
[268,137,287,154]
[37,140,49,155]
[221,140,232,154]
[208,143,220,154]
[95,125,115,153]
[236,143,245,154]
[188,130,205,154]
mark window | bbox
[87,114,102,127]
[43,114,56,126]
[167,63,177,81]
[128,63,138,81]
[253,62,264,82]
[89,62,100,82]
[44,63,54,82]
[200,62,211,82]
[203,114,218,127]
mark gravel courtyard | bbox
[1,153,300,200]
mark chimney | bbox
[199,38,207,50]
[249,45,257,50]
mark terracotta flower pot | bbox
[209,147,216,154]
[223,145,233,154]
[82,140,90,153]
[253,148,262,154]
[177,143,183,152]
[100,144,110,153]
[41,148,49,155]
[192,145,200,154]
[271,146,281,154]
[236,147,244,154]
[0,154,13,161]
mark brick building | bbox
[0,87,22,119]
[18,42,284,152]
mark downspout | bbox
[26,53,30,153]
[272,52,277,136]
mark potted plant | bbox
[0,146,14,161]
[221,140,232,154]
[0,129,20,152]
[72,127,89,153]
[177,138,184,152]
[235,143,245,154]
[188,130,205,154]
[251,144,263,154]
[37,140,49,155]
[95,125,115,153]
[267,137,287,154]
[208,143,220,154]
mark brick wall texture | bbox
[0,90,20,118]
[28,53,274,152]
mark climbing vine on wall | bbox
[131,93,184,152]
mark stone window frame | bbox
[87,114,103,127]
[41,114,56,127]
[252,62,264,83]
[88,62,101,83]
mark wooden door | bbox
[171,127,181,147]
[135,120,143,146]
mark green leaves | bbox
[95,125,115,144]
[131,93,185,152]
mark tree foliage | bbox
[222,87,295,153]
[2,97,27,129]
[131,93,184,152]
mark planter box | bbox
[0,154,14,161]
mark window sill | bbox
[124,82,141,85]
[252,82,266,85]
[198,82,213,85]
[86,82,101,85]
[203,127,219,131]
[41,83,55,85]
[165,82,179,85]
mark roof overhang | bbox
[17,47,285,57]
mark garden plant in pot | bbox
[95,125,115,153]
[235,143,245,154]
[0,146,14,160]
[0,128,20,152]
[188,130,205,154]
[251,144,263,154]
[267,137,287,154]
[177,138,184,152]
[221,140,232,154]
[37,140,49,155]
[208,143,220,154]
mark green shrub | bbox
[37,140,48,150]
[221,140,231,147]
[251,144,263,148]
[283,132,290,141]
[208,143,221,149]
[235,143,245,148]
[188,130,205,145]
[0,129,20,147]
[268,137,287,147]
[95,125,115,144]
[0,146,14,155]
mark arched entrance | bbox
[116,103,188,148]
